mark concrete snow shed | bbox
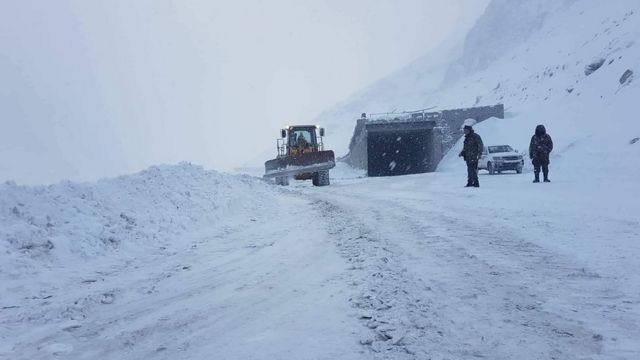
[343,104,504,177]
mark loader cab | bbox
[282,126,325,156]
[287,126,318,148]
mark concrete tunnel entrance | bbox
[364,120,439,177]
[367,129,433,177]
[342,104,505,177]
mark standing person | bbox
[459,124,484,187]
[529,124,553,183]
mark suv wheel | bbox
[487,162,495,175]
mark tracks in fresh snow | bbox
[314,198,431,357]
[305,185,638,360]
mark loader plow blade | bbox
[264,150,335,178]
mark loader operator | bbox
[296,133,309,148]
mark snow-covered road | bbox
[2,165,639,359]
[302,170,640,359]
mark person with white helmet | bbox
[458,120,484,187]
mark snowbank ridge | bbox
[0,163,270,277]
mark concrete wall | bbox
[438,104,505,154]
[342,118,369,169]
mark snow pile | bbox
[0,163,272,278]
[330,162,367,180]
[0,163,369,360]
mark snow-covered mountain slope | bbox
[443,0,578,84]
[316,0,640,180]
[437,0,640,178]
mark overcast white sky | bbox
[0,0,489,184]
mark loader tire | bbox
[275,176,289,186]
[312,170,330,187]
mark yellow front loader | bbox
[263,125,335,186]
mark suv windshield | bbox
[488,145,513,153]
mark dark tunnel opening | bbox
[367,129,433,177]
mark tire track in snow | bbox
[310,198,436,359]
[309,188,636,360]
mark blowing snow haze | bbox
[0,0,488,185]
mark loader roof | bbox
[286,125,319,129]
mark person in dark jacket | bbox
[529,124,553,182]
[459,125,484,187]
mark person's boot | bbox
[533,173,540,183]
[543,171,550,182]
[473,183,480,188]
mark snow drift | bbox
[0,164,366,360]
[0,163,273,278]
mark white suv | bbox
[478,145,524,175]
